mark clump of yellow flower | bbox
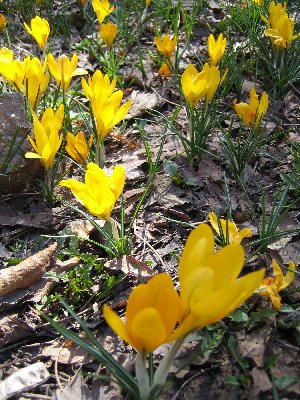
[60,162,125,220]
[207,33,226,66]
[181,63,226,108]
[0,13,7,33]
[82,70,132,140]
[104,224,265,352]
[154,34,177,61]
[47,53,87,92]
[24,16,50,51]
[92,0,114,23]
[65,131,93,165]
[25,105,64,169]
[0,54,49,110]
[233,87,268,128]
[259,259,296,310]
[262,1,300,49]
[99,22,117,48]
[209,212,252,244]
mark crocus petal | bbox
[103,304,135,348]
[178,224,214,283]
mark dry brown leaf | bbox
[0,314,35,347]
[42,341,93,366]
[104,255,154,280]
[0,243,57,296]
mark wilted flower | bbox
[146,0,151,5]
[25,105,64,169]
[168,224,265,341]
[60,162,125,220]
[99,22,117,47]
[154,34,177,61]
[0,14,7,33]
[65,131,93,164]
[104,273,180,353]
[207,33,226,66]
[24,16,50,50]
[259,259,296,310]
[80,0,88,5]
[36,0,43,5]
[92,0,114,23]
[158,63,171,77]
[233,87,268,128]
[47,53,87,92]
[209,212,252,244]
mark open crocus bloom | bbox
[47,53,87,92]
[104,273,180,353]
[65,131,93,165]
[233,87,268,128]
[168,224,265,341]
[259,259,296,310]
[60,162,125,220]
[92,0,114,23]
[104,224,264,351]
[209,212,252,244]
[154,34,177,61]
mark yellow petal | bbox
[179,224,215,284]
[103,304,135,348]
[131,308,167,353]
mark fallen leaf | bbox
[0,362,49,400]
[42,341,93,366]
[104,255,154,280]
[51,370,91,400]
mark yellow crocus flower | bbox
[181,64,208,108]
[207,33,226,67]
[47,53,88,92]
[21,56,50,109]
[158,63,171,77]
[91,91,132,140]
[146,0,151,5]
[168,224,265,341]
[25,105,64,169]
[81,69,117,103]
[60,162,125,220]
[233,87,268,128]
[103,273,180,353]
[104,224,265,350]
[65,131,93,164]
[0,13,7,33]
[0,47,13,75]
[200,63,222,103]
[24,16,50,51]
[154,34,177,61]
[265,13,300,49]
[259,259,296,310]
[99,22,117,47]
[261,1,299,48]
[209,212,252,244]
[92,0,114,23]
